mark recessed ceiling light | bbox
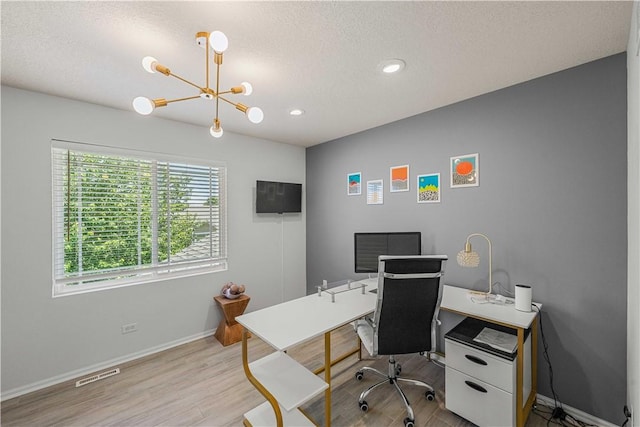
[379,59,405,74]
[289,108,305,116]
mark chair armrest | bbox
[354,315,376,331]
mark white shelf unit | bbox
[243,351,328,426]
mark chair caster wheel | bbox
[355,371,364,381]
[425,390,435,401]
[404,417,415,427]
[359,401,368,412]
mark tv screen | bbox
[256,180,302,214]
[354,232,421,273]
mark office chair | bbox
[354,255,447,427]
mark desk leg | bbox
[532,314,538,395]
[241,329,283,427]
[522,313,540,422]
[324,331,331,427]
[516,327,525,427]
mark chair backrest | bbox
[373,255,447,355]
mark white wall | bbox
[0,86,307,398]
[627,2,640,425]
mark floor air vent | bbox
[75,368,120,387]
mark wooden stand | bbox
[213,294,251,346]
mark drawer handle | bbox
[465,354,488,365]
[465,380,488,394]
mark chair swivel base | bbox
[355,356,435,427]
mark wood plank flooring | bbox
[2,325,559,426]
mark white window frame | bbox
[51,140,227,297]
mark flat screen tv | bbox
[354,232,421,273]
[256,180,302,214]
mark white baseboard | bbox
[536,394,618,427]
[1,329,216,402]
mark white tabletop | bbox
[236,279,540,351]
[441,285,541,329]
[236,279,378,351]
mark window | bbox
[52,140,227,296]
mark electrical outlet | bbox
[121,323,137,334]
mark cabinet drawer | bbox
[445,366,515,427]
[445,338,515,392]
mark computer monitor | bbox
[354,232,422,273]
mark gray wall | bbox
[306,54,627,424]
[1,86,306,397]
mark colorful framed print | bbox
[366,179,384,205]
[390,165,409,192]
[417,173,440,203]
[450,153,479,188]
[347,172,361,196]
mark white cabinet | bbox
[445,318,531,427]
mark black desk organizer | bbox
[445,316,531,361]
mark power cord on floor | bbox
[621,405,631,427]
[531,404,596,427]
[533,306,599,427]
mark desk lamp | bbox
[457,233,493,295]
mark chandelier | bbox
[132,31,263,138]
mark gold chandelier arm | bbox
[165,71,206,93]
[217,95,239,108]
[165,95,202,104]
[215,63,221,120]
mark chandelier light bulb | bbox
[209,31,229,53]
[240,82,253,96]
[142,56,158,73]
[210,125,224,138]
[246,107,264,124]
[132,97,155,115]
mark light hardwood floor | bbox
[2,325,559,426]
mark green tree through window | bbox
[52,142,227,296]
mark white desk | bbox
[236,279,539,427]
[237,280,376,427]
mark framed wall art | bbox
[347,172,361,196]
[417,173,440,203]
[450,153,479,188]
[390,165,409,192]
[367,179,384,205]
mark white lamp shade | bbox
[209,31,228,53]
[240,82,253,96]
[246,107,264,124]
[132,97,155,115]
[142,56,158,73]
[210,125,224,138]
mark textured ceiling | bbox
[0,1,633,147]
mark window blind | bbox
[51,140,227,296]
